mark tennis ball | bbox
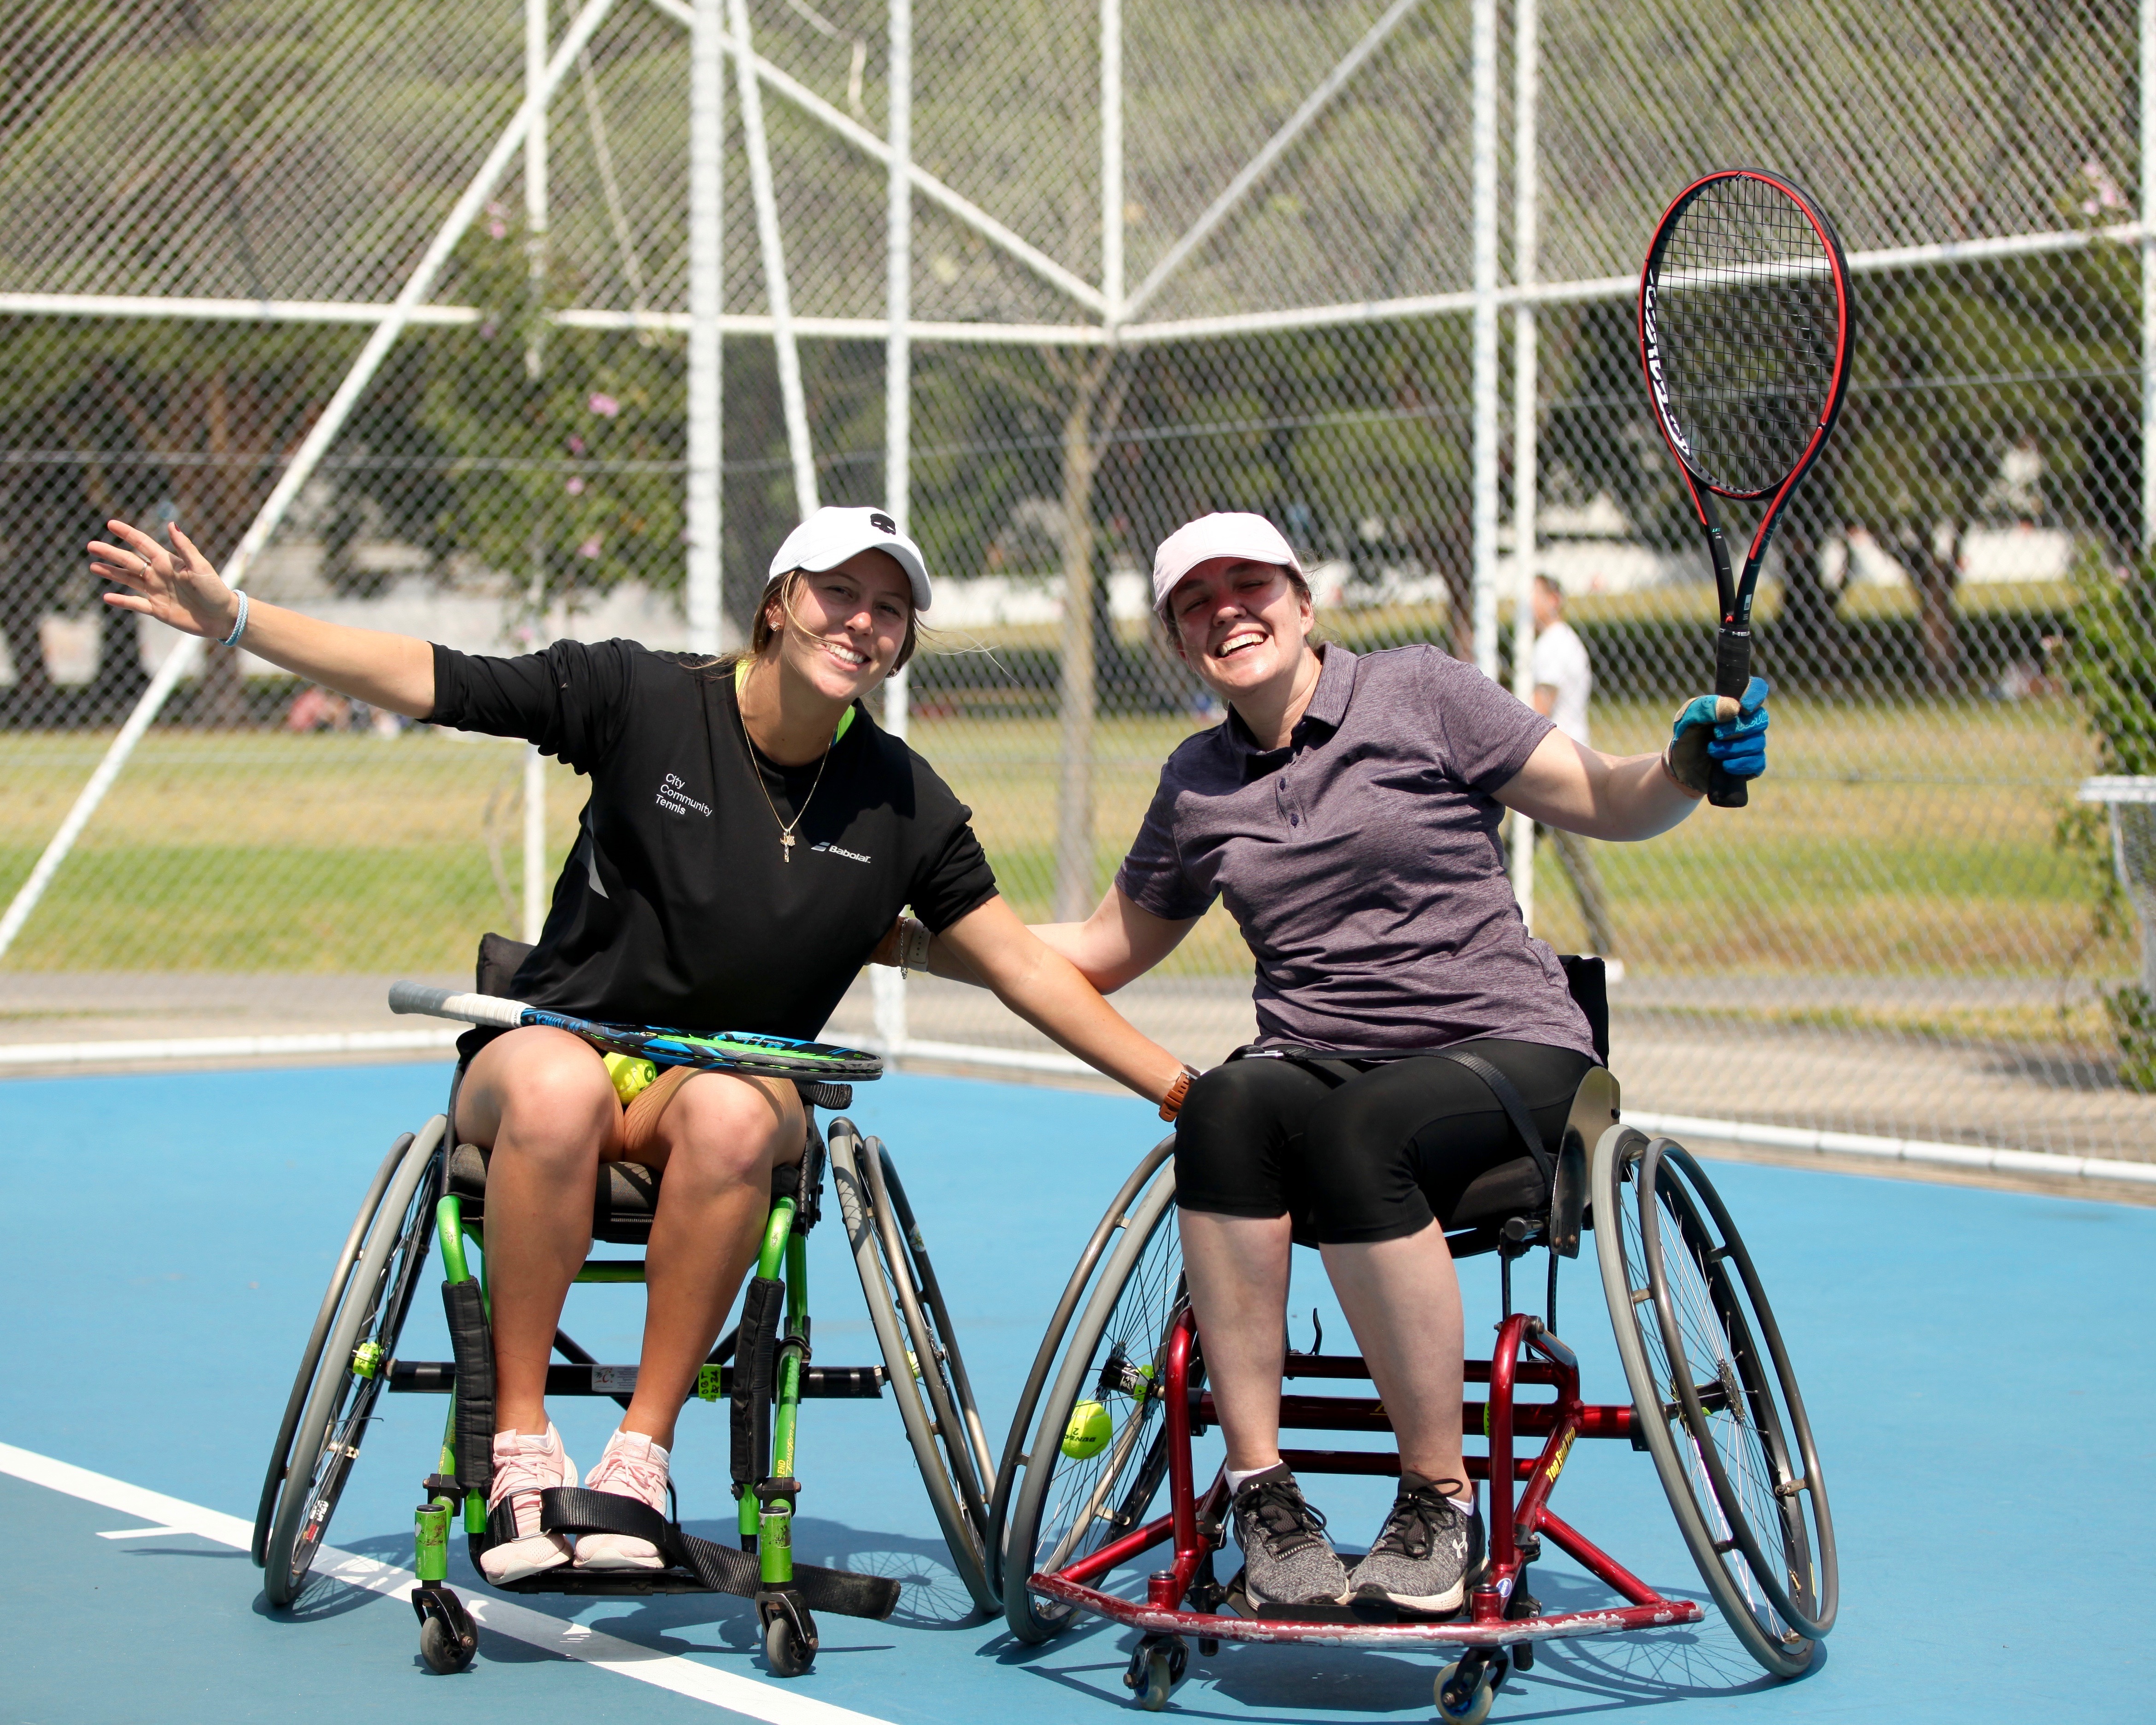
[1062,1400,1112,1460]
[604,1052,658,1103]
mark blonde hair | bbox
[715,567,923,675]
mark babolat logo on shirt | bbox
[810,840,873,863]
[655,772,712,818]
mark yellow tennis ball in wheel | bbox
[1062,1400,1112,1460]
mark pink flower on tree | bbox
[565,476,586,496]
[587,393,621,418]
[578,535,603,559]
[567,434,586,455]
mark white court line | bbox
[98,1525,186,1538]
[0,1441,894,1725]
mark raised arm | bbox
[89,518,436,718]
[932,896,1190,1106]
[1494,728,1700,840]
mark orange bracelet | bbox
[1159,1064,1201,1121]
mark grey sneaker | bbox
[1227,1465,1351,1612]
[1347,1474,1485,1618]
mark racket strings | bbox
[1652,175,1841,497]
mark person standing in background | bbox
[1528,575,1620,970]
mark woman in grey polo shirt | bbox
[898,510,1769,1620]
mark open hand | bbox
[87,518,238,642]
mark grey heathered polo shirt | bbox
[1115,642,1598,1059]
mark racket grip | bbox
[388,980,525,1028]
[1709,627,1751,809]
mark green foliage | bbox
[409,205,685,599]
[2060,548,2156,1085]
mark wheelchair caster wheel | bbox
[1435,1650,1507,1725]
[412,1582,478,1675]
[420,1614,476,1675]
[764,1614,814,1678]
[1125,1635,1186,1711]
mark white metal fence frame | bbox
[1,0,2153,1112]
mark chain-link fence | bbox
[3,0,2152,1161]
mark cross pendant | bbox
[781,832,795,862]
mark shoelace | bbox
[1237,1478,1332,1557]
[590,1448,668,1509]
[1371,1481,1468,1561]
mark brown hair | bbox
[1154,562,1321,657]
[717,566,922,675]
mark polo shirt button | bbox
[1289,814,1300,826]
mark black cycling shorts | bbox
[1172,1039,1596,1246]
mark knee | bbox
[655,1077,799,1197]
[489,1056,615,1177]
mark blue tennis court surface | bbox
[4,1060,2152,1724]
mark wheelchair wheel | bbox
[259,1116,445,1607]
[1591,1125,1838,1677]
[984,1136,1176,1601]
[1000,1155,1186,1645]
[829,1121,998,1614]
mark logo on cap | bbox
[869,511,897,535]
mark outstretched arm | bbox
[933,896,1190,1106]
[873,884,1197,995]
[89,518,436,717]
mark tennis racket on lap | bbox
[1638,167,1854,807]
[387,981,884,1082]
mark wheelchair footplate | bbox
[1025,1311,1705,1660]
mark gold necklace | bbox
[738,672,839,863]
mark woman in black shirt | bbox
[92,506,1193,1585]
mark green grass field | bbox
[0,699,2132,1051]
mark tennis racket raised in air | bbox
[387,981,883,1082]
[1639,167,1854,808]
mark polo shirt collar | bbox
[1222,643,1359,767]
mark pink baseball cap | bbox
[1150,512,1303,614]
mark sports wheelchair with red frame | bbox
[987,1029,1837,1719]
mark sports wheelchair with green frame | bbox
[989,959,1837,1719]
[251,937,999,1676]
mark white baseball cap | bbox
[1150,512,1303,614]
[769,506,932,611]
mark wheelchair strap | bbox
[730,1274,784,1495]
[488,1488,902,1619]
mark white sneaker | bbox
[574,1428,670,1570]
[478,1424,577,1584]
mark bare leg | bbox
[619,1071,803,1451]
[1320,1221,1466,1486]
[1178,1209,1294,1473]
[454,1027,621,1437]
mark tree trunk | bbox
[1909,526,1962,691]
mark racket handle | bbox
[1709,627,1751,809]
[388,980,526,1028]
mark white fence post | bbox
[1507,0,1538,921]
[686,0,726,654]
[1469,0,1500,681]
[873,0,914,1060]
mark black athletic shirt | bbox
[428,638,998,1041]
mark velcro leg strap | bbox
[443,1278,494,1496]
[730,1274,784,1493]
[538,1486,671,1545]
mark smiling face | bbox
[1163,556,1315,704]
[765,550,914,702]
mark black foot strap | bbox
[477,1487,901,1620]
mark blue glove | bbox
[1668,675,1770,792]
